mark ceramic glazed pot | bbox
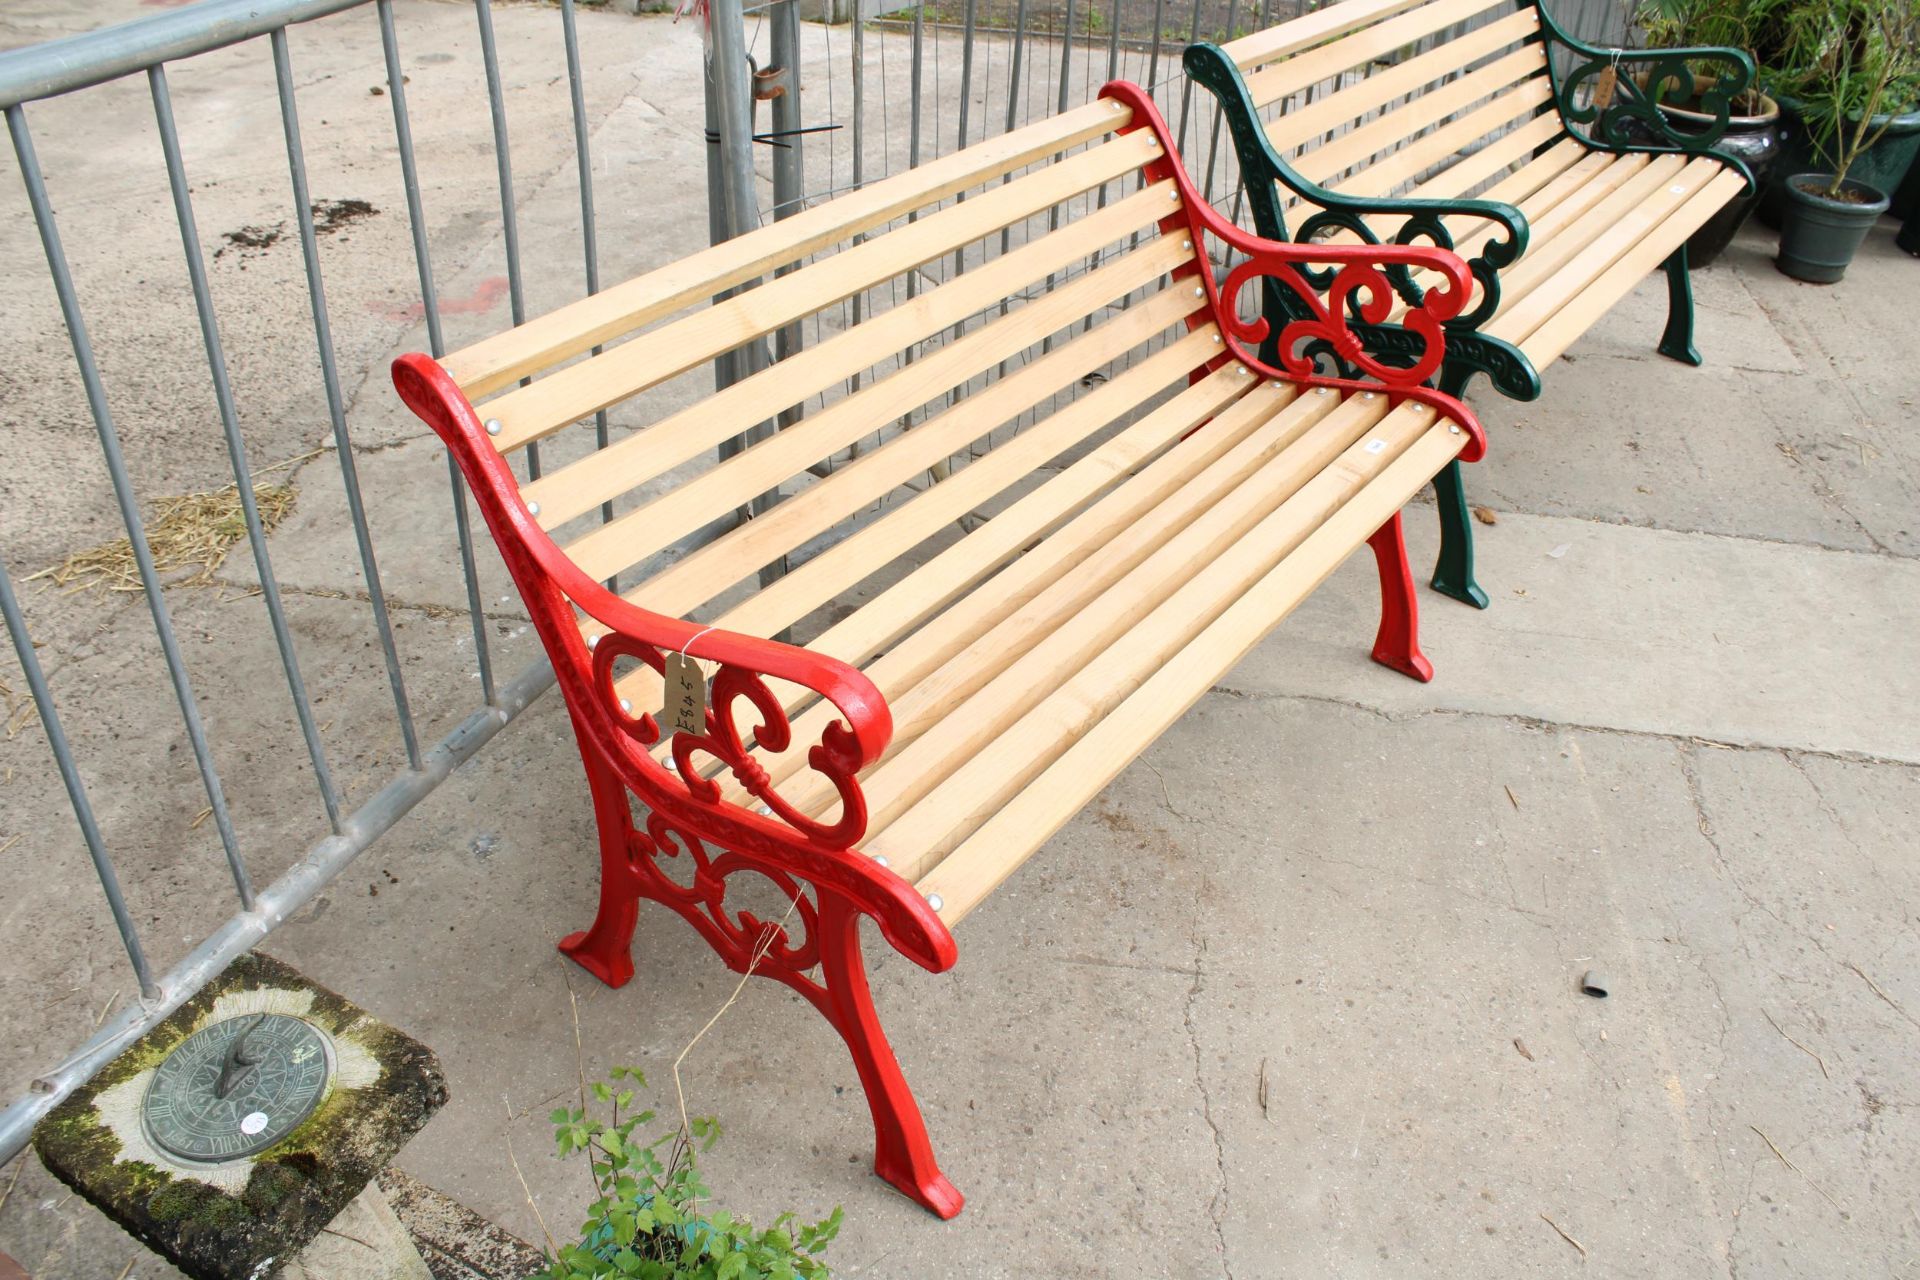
[1652,76,1782,267]
[1776,173,1891,283]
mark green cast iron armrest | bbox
[1528,0,1758,191]
[1183,41,1529,333]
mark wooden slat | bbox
[845,393,1397,842]
[1290,57,1550,190]
[521,180,1179,528]
[1287,133,1584,300]
[920,418,1468,925]
[720,373,1261,668]
[1516,166,1746,366]
[1363,117,1574,208]
[1373,143,1615,323]
[1219,0,1437,74]
[620,363,1270,754]
[727,378,1347,807]
[614,304,1211,622]
[868,397,1442,880]
[1437,140,1600,253]
[1264,7,1542,151]
[567,239,1198,586]
[482,131,1162,451]
[1485,155,1696,342]
[1280,104,1565,230]
[441,97,1136,398]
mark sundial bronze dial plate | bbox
[141,1013,334,1164]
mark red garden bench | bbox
[392,80,1482,1217]
[1184,0,1757,607]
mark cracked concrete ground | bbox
[2,2,1919,1277]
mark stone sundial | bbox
[34,952,446,1280]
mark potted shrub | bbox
[539,1067,842,1280]
[1766,0,1920,281]
[1635,0,1786,265]
[1749,0,1920,279]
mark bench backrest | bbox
[1215,0,1556,210]
[428,97,1220,628]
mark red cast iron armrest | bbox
[391,352,893,853]
[1098,80,1487,462]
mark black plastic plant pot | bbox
[1896,149,1920,255]
[1759,95,1920,230]
[1776,173,1891,283]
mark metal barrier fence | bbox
[0,0,1630,1167]
[0,0,604,1164]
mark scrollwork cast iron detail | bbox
[1181,41,1527,336]
[1219,253,1463,392]
[633,810,825,984]
[1530,0,1758,190]
[588,630,870,851]
[1097,78,1488,453]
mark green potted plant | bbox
[1635,0,1787,265]
[538,1067,843,1280]
[1758,0,1920,226]
[1765,0,1920,280]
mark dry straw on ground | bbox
[29,452,316,596]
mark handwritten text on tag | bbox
[663,652,707,736]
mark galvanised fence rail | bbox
[0,0,598,1164]
[0,0,1629,1166]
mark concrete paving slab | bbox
[2,2,1919,1278]
[1243,507,1920,765]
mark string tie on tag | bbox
[680,624,720,675]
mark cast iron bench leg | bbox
[818,895,965,1220]
[1429,361,1489,610]
[557,724,642,989]
[1658,245,1702,367]
[1367,512,1435,683]
[553,721,963,1220]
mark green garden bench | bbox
[1185,0,1757,606]
[393,81,1482,1216]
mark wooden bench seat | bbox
[392,80,1483,1219]
[1184,0,1759,607]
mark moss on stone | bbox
[32,952,447,1280]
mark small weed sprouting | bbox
[539,1066,842,1280]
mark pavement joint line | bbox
[1202,686,1920,772]
[1441,501,1916,562]
[1180,916,1233,1280]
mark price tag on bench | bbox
[662,651,707,736]
[1591,64,1618,109]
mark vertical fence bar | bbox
[847,10,867,414]
[769,0,807,431]
[148,63,344,835]
[1144,0,1167,87]
[472,0,536,481]
[0,549,157,999]
[707,0,783,581]
[558,0,615,543]
[269,28,422,771]
[948,0,978,345]
[906,0,926,311]
[1176,0,1205,153]
[376,0,497,707]
[1226,0,1274,231]
[1201,0,1242,201]
[6,102,255,911]
[995,0,1029,336]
